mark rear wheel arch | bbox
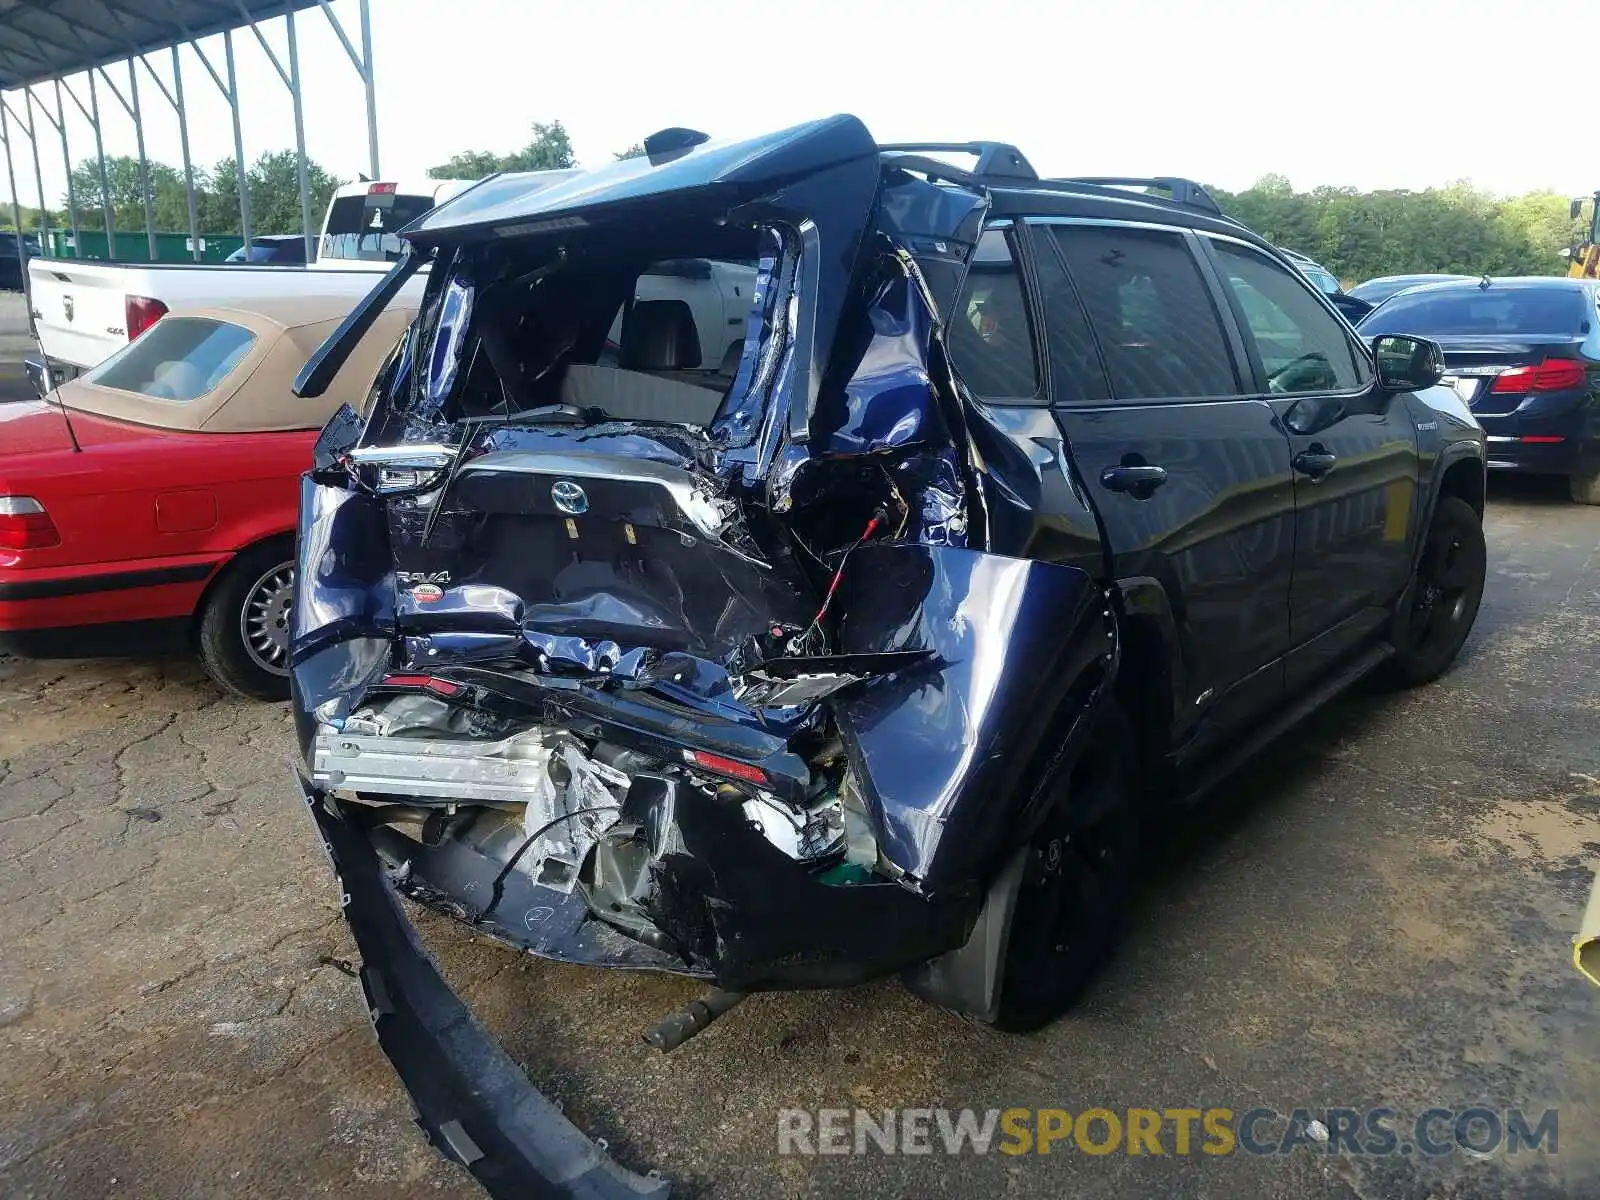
[187,530,296,641]
[1438,455,1486,518]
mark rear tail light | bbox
[685,749,769,785]
[0,496,59,550]
[1490,358,1588,393]
[124,295,168,341]
[367,182,398,195]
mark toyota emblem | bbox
[551,480,588,515]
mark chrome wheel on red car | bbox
[197,543,296,701]
[240,563,294,675]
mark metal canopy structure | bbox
[0,0,382,277]
[0,1,319,90]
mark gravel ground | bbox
[0,327,1595,1199]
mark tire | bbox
[992,704,1140,1033]
[1571,470,1600,506]
[1382,496,1485,688]
[196,544,295,701]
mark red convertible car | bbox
[0,298,411,698]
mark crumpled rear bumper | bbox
[299,775,670,1200]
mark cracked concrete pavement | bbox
[0,477,1596,1200]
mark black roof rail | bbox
[878,142,1038,181]
[876,153,1240,227]
[1058,176,1223,216]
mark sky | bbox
[3,0,1592,218]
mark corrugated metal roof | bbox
[0,0,319,90]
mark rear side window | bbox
[1211,241,1366,393]
[321,192,435,262]
[1362,286,1587,338]
[1027,225,1109,404]
[86,318,256,402]
[947,229,1040,400]
[1047,225,1238,400]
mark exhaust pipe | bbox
[642,989,745,1052]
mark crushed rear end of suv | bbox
[290,115,1119,1196]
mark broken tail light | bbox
[379,673,463,697]
[0,496,59,550]
[685,749,769,785]
[1491,359,1588,393]
[124,295,168,342]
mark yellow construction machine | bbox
[1568,192,1600,277]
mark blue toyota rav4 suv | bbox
[290,115,1487,1197]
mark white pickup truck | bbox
[24,177,476,393]
[25,175,758,396]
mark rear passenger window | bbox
[1210,241,1367,393]
[948,229,1040,400]
[1027,225,1110,404]
[1047,225,1238,400]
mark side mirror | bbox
[1573,198,1585,221]
[1372,334,1444,394]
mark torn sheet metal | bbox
[830,542,1112,892]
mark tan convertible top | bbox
[57,296,417,433]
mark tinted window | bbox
[1027,225,1109,404]
[321,192,435,262]
[947,229,1040,399]
[1048,225,1237,400]
[87,318,256,401]
[1212,241,1365,393]
[1361,286,1587,337]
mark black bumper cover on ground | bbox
[301,778,670,1200]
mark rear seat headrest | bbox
[620,300,701,371]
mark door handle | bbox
[1293,448,1338,480]
[1099,464,1168,495]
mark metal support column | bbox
[19,91,49,255]
[41,83,79,255]
[0,101,34,327]
[319,0,380,179]
[97,63,157,259]
[69,72,116,256]
[191,32,252,251]
[129,65,155,259]
[285,7,313,262]
[242,3,315,262]
[139,51,202,261]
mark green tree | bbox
[198,156,244,233]
[429,120,577,179]
[241,150,342,235]
[67,155,194,231]
[613,142,647,161]
[64,150,342,238]
[1208,178,1577,284]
